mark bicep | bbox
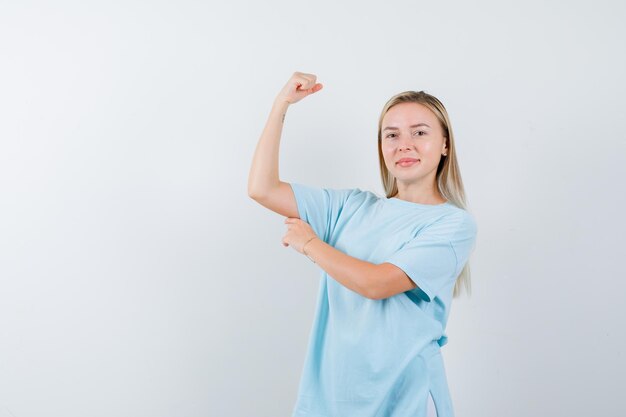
[250,181,300,218]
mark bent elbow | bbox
[368,288,390,301]
[248,190,259,200]
[247,186,265,201]
[364,282,383,301]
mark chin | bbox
[394,170,430,182]
[393,168,419,178]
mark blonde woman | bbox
[248,71,477,417]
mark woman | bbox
[248,72,477,417]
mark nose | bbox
[398,133,414,151]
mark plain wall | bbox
[1,1,625,416]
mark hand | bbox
[282,217,318,254]
[275,71,323,105]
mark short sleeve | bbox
[289,182,356,243]
[383,211,478,302]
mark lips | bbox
[396,157,420,167]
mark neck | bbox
[394,181,446,205]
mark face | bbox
[380,102,448,187]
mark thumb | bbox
[297,82,323,96]
[308,83,323,94]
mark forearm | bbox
[303,238,378,299]
[247,98,290,197]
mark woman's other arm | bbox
[283,218,418,300]
[247,72,323,218]
[303,237,418,300]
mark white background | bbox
[1,1,625,416]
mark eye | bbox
[385,133,397,139]
[413,130,426,136]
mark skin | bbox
[272,73,428,299]
[381,102,448,205]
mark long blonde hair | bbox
[377,90,473,298]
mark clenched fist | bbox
[275,71,323,105]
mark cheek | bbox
[381,149,394,165]
[381,143,394,156]
[418,142,438,154]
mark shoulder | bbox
[319,185,381,206]
[426,205,477,239]
[448,206,477,231]
[349,187,380,202]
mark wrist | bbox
[273,97,291,110]
[302,236,318,263]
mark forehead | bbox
[382,102,437,127]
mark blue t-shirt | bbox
[289,182,478,417]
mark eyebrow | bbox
[382,123,431,131]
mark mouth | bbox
[396,159,420,167]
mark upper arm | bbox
[249,181,300,218]
[369,262,419,300]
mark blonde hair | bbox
[377,90,473,298]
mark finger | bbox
[308,83,323,94]
[296,72,315,83]
[297,79,322,95]
[300,73,317,84]
[302,76,317,90]
[295,81,312,92]
[294,76,309,88]
[296,75,317,91]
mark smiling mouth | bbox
[397,159,420,167]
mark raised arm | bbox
[247,72,323,218]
